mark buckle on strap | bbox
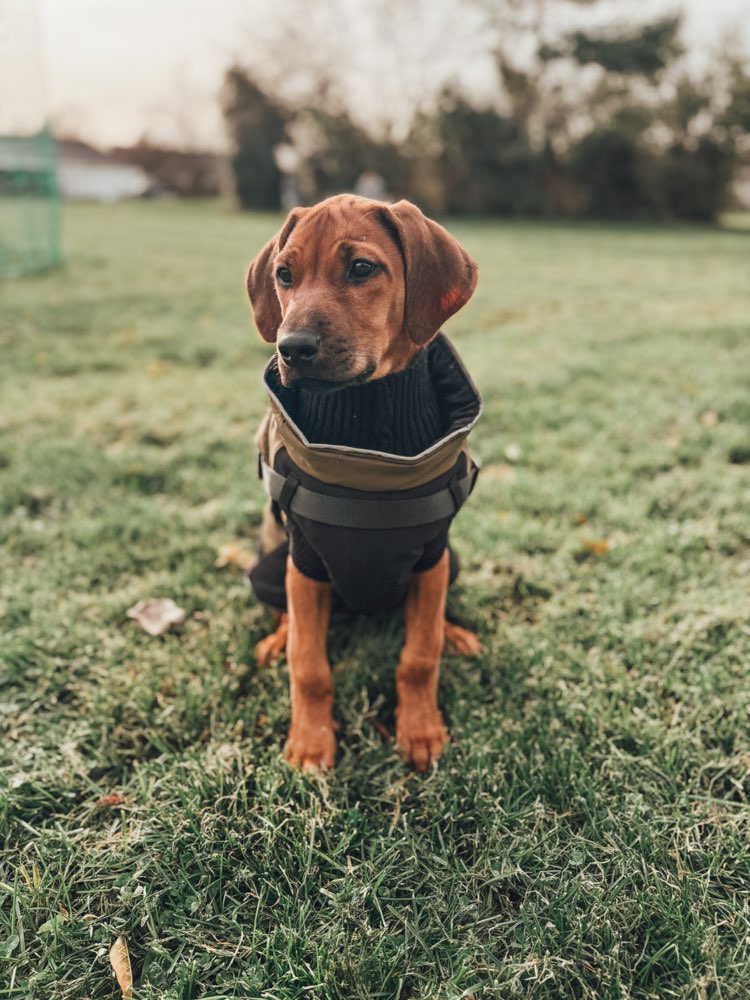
[448,477,465,512]
[277,472,300,514]
[448,460,480,512]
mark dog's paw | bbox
[284,722,336,771]
[396,711,449,772]
[444,620,483,657]
[255,613,289,666]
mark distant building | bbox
[112,142,232,198]
[58,139,159,201]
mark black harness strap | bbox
[261,459,479,530]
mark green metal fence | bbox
[0,128,62,278]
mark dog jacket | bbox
[248,334,482,614]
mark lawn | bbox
[1,200,749,999]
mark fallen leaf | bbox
[575,514,588,526]
[97,793,125,808]
[504,442,523,462]
[109,935,133,999]
[126,598,186,636]
[581,539,610,556]
[215,543,255,570]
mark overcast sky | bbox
[2,0,748,149]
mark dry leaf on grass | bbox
[109,935,133,998]
[126,598,186,636]
[504,442,523,462]
[581,539,610,556]
[97,793,125,808]
[215,543,255,570]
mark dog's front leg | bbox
[283,557,336,770]
[396,549,450,771]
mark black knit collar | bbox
[263,333,483,461]
[278,345,442,456]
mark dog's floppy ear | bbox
[245,211,304,343]
[380,199,478,345]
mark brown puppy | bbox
[246,194,481,771]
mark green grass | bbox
[1,200,749,999]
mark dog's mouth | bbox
[278,360,376,394]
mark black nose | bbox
[278,330,320,367]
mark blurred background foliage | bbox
[221,0,750,220]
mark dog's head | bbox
[246,194,478,391]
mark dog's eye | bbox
[349,259,377,281]
[276,266,293,287]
